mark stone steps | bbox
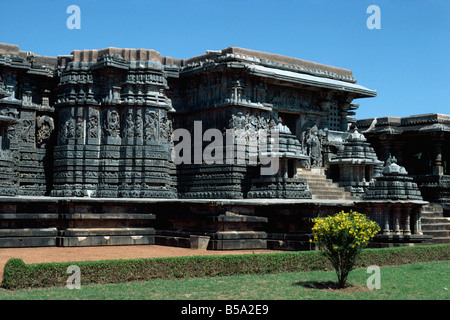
[421,204,444,218]
[421,235,450,245]
[299,171,357,201]
[421,217,450,226]
[420,204,450,245]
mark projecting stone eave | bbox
[185,46,356,80]
[70,47,164,63]
[357,113,450,132]
[179,55,377,99]
[243,64,377,99]
[180,46,377,97]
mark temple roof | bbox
[0,43,57,68]
[329,129,383,165]
[183,46,356,82]
[357,113,450,134]
[0,42,377,99]
[179,46,376,98]
[363,157,423,201]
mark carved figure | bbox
[20,119,35,144]
[123,110,135,139]
[104,109,120,137]
[159,113,170,141]
[87,114,98,138]
[60,117,75,141]
[306,129,322,167]
[144,110,156,141]
[135,112,143,138]
[76,116,84,139]
[36,115,54,147]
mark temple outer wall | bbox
[0,196,431,249]
[356,114,450,205]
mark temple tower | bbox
[51,48,177,198]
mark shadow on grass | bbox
[293,281,340,290]
[293,281,368,292]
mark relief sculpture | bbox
[104,109,120,137]
[144,109,157,141]
[87,114,98,139]
[123,109,135,139]
[36,115,54,147]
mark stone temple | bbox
[0,42,448,249]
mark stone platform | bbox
[0,196,431,250]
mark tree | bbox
[310,210,380,288]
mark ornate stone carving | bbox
[76,116,84,140]
[104,109,120,138]
[0,107,19,120]
[307,131,322,167]
[144,109,157,141]
[36,115,54,147]
[229,112,269,131]
[60,116,76,141]
[123,109,135,139]
[20,119,34,144]
[159,111,171,142]
[87,113,99,139]
[6,125,17,145]
[302,126,323,167]
[135,109,143,138]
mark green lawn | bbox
[0,261,448,300]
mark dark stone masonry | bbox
[0,43,448,249]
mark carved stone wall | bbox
[1,44,378,200]
[168,50,370,199]
[2,43,443,249]
[0,45,57,196]
[51,51,177,198]
[356,114,450,203]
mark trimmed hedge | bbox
[2,244,449,290]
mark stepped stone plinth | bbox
[358,157,431,246]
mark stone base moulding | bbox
[189,235,210,250]
[0,196,434,250]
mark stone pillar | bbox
[383,207,391,235]
[279,158,288,178]
[412,207,423,235]
[403,207,411,235]
[431,134,444,176]
[393,206,402,235]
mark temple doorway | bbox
[278,112,298,136]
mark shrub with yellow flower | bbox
[310,210,380,288]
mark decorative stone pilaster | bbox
[431,133,445,176]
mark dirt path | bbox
[0,245,278,282]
